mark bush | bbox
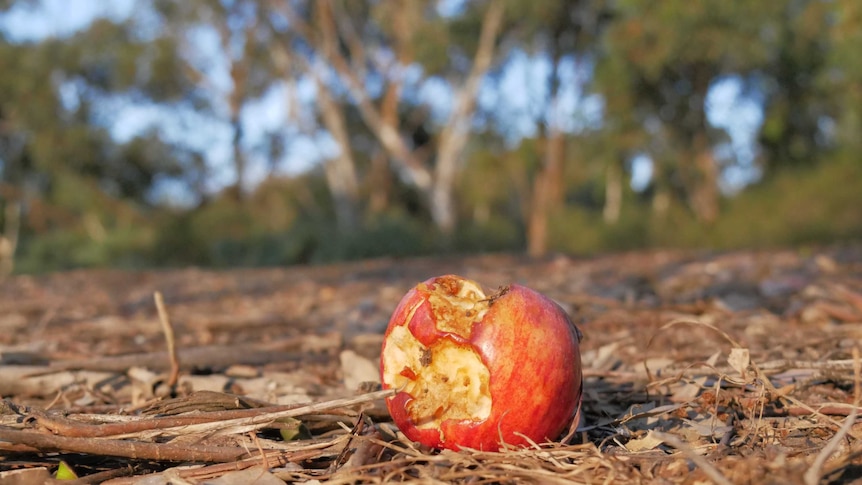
[455,216,523,253]
[312,212,435,262]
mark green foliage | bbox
[455,216,523,253]
[313,212,434,262]
[540,157,862,255]
[15,223,153,273]
[3,0,862,274]
[712,158,862,248]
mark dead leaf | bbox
[728,348,750,377]
[340,350,380,391]
[625,430,665,452]
[0,468,51,485]
[202,466,285,485]
[683,417,734,439]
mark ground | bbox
[1,246,862,484]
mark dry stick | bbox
[104,438,350,484]
[0,427,258,462]
[31,390,392,439]
[31,407,263,438]
[153,291,180,389]
[26,332,340,375]
[151,389,393,437]
[803,408,858,485]
[803,347,861,485]
[250,431,270,470]
[329,412,366,473]
[652,432,732,485]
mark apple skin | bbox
[380,275,583,451]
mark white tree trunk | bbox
[426,1,504,234]
[316,78,360,231]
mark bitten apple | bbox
[380,274,583,451]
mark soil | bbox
[1,246,862,483]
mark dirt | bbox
[1,246,862,483]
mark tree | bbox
[491,1,610,256]
[0,4,196,270]
[757,1,840,173]
[270,0,505,236]
[825,0,862,158]
[594,1,784,223]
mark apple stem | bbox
[481,285,511,306]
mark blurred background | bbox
[0,0,860,275]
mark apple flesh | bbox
[380,274,583,451]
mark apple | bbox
[380,274,583,451]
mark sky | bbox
[0,0,765,204]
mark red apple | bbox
[380,274,583,451]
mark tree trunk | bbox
[652,185,670,218]
[527,130,566,257]
[227,50,248,201]
[429,1,505,235]
[229,115,246,200]
[225,19,255,202]
[526,41,567,257]
[368,149,391,214]
[527,171,550,257]
[689,133,719,223]
[544,129,566,207]
[603,160,622,224]
[316,79,360,231]
[0,200,21,277]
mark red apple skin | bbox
[380,275,583,451]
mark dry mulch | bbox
[1,246,862,484]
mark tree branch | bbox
[274,0,432,190]
[436,1,505,173]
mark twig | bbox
[32,334,337,373]
[30,390,392,439]
[147,389,393,437]
[154,291,180,389]
[329,412,366,472]
[652,431,732,485]
[105,444,334,485]
[250,431,270,469]
[804,407,858,485]
[0,427,269,462]
[803,347,861,485]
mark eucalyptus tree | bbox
[594,1,785,223]
[268,0,505,236]
[757,0,841,172]
[823,0,862,160]
[0,6,193,271]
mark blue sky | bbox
[0,0,765,203]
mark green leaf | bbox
[278,417,312,441]
[55,461,78,480]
